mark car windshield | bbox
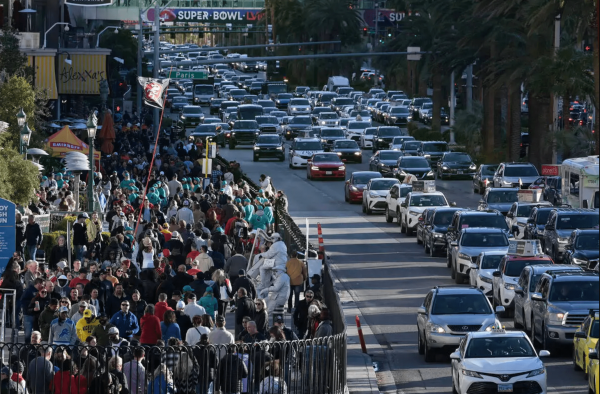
[378,128,402,137]
[465,337,535,358]
[380,152,404,161]
[183,107,202,114]
[173,97,188,103]
[517,205,535,217]
[334,98,353,106]
[291,117,311,125]
[195,85,213,94]
[461,233,508,247]
[321,129,345,137]
[295,141,322,150]
[487,190,518,203]
[258,101,276,108]
[313,108,329,114]
[557,214,600,230]
[335,141,358,149]
[433,211,455,226]
[234,121,258,129]
[256,116,278,125]
[230,89,246,96]
[400,158,430,168]
[349,122,371,129]
[444,153,472,163]
[370,180,398,190]
[400,187,412,198]
[321,113,339,120]
[404,142,421,150]
[267,85,287,94]
[312,154,339,163]
[423,143,448,152]
[576,234,599,250]
[431,294,492,315]
[393,137,415,144]
[481,255,503,269]
[193,126,217,134]
[549,281,599,302]
[364,128,376,135]
[390,107,409,114]
[481,165,498,176]
[535,210,552,225]
[353,174,379,184]
[505,259,549,277]
[258,136,280,144]
[290,99,309,105]
[461,215,509,231]
[410,195,447,207]
[504,166,540,177]
[278,94,293,99]
[592,321,599,339]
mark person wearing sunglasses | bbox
[109,301,139,341]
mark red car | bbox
[344,171,382,203]
[307,153,346,180]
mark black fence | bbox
[5,338,346,394]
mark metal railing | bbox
[0,289,18,344]
[1,339,346,393]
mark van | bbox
[327,76,350,92]
[560,156,599,209]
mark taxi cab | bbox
[451,328,549,394]
[574,310,599,374]
[589,341,599,394]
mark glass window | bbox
[410,195,448,207]
[433,211,454,226]
[576,233,599,250]
[400,187,413,198]
[505,260,550,277]
[570,172,580,197]
[431,294,492,315]
[556,214,600,229]
[535,209,552,225]
[591,321,599,339]
[403,141,421,150]
[529,274,543,292]
[399,158,430,168]
[443,153,472,163]
[517,205,535,217]
[549,281,599,302]
[504,166,540,177]
[352,174,379,184]
[321,129,345,137]
[378,128,402,137]
[481,165,498,176]
[335,141,359,149]
[422,143,448,152]
[294,142,322,150]
[481,255,503,270]
[291,117,312,125]
[183,107,202,114]
[257,136,280,144]
[465,337,535,358]
[487,190,519,203]
[370,180,399,190]
[312,154,339,163]
[460,233,508,247]
[380,152,404,161]
[349,122,372,129]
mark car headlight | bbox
[479,274,493,284]
[484,324,495,332]
[427,171,434,176]
[526,368,546,378]
[458,252,471,261]
[504,283,516,291]
[427,323,446,334]
[232,132,236,136]
[339,166,346,171]
[424,154,431,158]
[354,152,361,156]
[433,233,444,238]
[321,139,327,142]
[409,210,419,216]
[349,185,358,192]
[368,191,379,198]
[276,146,283,150]
[378,138,384,141]
[253,146,260,150]
[461,369,483,379]
[442,166,449,170]
[255,132,260,135]
[558,238,569,243]
[469,164,477,170]
[548,311,565,324]
[572,258,587,265]
[321,121,326,125]
[311,166,319,170]
[336,152,342,155]
[180,115,186,119]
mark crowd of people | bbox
[3,127,336,394]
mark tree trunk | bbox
[507,82,522,161]
[418,69,428,97]
[482,83,495,161]
[431,69,442,131]
[494,87,504,152]
[563,92,570,134]
[594,25,599,155]
[528,92,553,169]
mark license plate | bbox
[457,170,463,174]
[326,171,333,175]
[498,384,513,392]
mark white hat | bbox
[176,300,185,310]
[271,232,282,240]
[57,261,67,270]
[108,327,119,335]
[183,200,190,206]
[160,171,164,175]
[59,306,69,313]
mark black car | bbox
[179,105,205,128]
[331,139,362,163]
[284,116,313,140]
[436,152,477,179]
[369,150,404,177]
[319,128,346,151]
[394,156,434,181]
[170,96,189,113]
[473,164,499,194]
[253,134,285,162]
[543,176,562,205]
[385,106,411,126]
[209,98,225,115]
[372,126,404,152]
[255,116,280,134]
[478,187,519,215]
[401,140,421,156]
[417,141,450,167]
[311,107,331,123]
[190,124,226,148]
[422,208,465,257]
[294,86,310,97]
[230,120,260,149]
[524,206,556,244]
[563,229,599,270]
[416,209,436,245]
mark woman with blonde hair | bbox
[211,269,231,317]
[305,304,321,339]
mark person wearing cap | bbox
[48,305,77,346]
[70,300,90,324]
[308,273,323,301]
[38,298,59,342]
[76,308,100,343]
[49,235,69,271]
[0,366,20,393]
[275,190,289,212]
[109,299,139,340]
[73,213,88,262]
[183,293,206,320]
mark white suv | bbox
[362,178,399,215]
[399,191,452,235]
[287,98,312,115]
[288,138,324,168]
[346,120,373,143]
[360,127,377,149]
[385,184,413,223]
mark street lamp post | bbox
[16,108,32,157]
[86,112,98,212]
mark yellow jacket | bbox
[286,258,307,286]
[76,317,100,343]
[86,219,101,243]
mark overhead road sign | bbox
[171,70,208,79]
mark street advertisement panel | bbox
[146,8,264,24]
[0,198,16,275]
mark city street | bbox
[178,101,586,393]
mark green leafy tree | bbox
[0,76,38,150]
[0,26,29,76]
[0,147,40,205]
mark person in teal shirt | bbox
[249,209,268,231]
[198,287,218,320]
[263,202,274,232]
[55,173,65,189]
[242,198,254,222]
[182,178,191,191]
[148,188,161,206]
[120,172,134,189]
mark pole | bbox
[153,2,160,137]
[374,2,379,49]
[552,14,560,164]
[450,70,456,144]
[466,64,473,112]
[137,11,143,113]
[88,137,94,211]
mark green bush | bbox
[53,215,77,232]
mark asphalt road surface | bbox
[167,97,587,394]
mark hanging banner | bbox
[0,198,16,275]
[138,77,170,109]
[65,0,113,6]
[146,8,264,24]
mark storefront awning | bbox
[27,55,58,100]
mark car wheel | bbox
[450,258,456,279]
[429,240,436,257]
[396,210,402,227]
[400,216,406,233]
[307,172,311,180]
[574,348,582,371]
[362,202,366,213]
[514,308,524,329]
[345,190,349,203]
[358,157,362,164]
[406,225,414,236]
[447,250,452,268]
[385,208,393,223]
[417,232,422,244]
[229,142,235,149]
[289,161,293,169]
[438,169,444,180]
[530,315,537,343]
[221,141,225,148]
[424,239,430,254]
[279,156,285,162]
[417,331,425,355]
[454,264,463,284]
[366,204,373,215]
[424,341,436,362]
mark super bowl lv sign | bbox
[146,8,264,24]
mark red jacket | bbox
[154,301,173,322]
[52,371,87,394]
[139,314,162,345]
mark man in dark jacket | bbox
[234,288,255,338]
[172,264,193,289]
[293,290,313,338]
[232,270,256,300]
[73,213,88,262]
[105,283,129,318]
[24,215,42,261]
[218,346,248,394]
[189,274,208,300]
[15,212,26,255]
[21,278,45,343]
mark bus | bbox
[560,155,599,209]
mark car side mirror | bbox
[417,306,427,315]
[450,351,461,360]
[492,271,501,277]
[582,200,589,209]
[539,350,551,357]
[400,202,407,208]
[345,180,350,184]
[514,287,524,296]
[495,306,505,314]
[450,202,457,207]
[575,331,587,339]
[531,292,545,301]
[590,350,598,360]
[512,225,519,235]
[527,218,535,224]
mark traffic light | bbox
[363,27,368,36]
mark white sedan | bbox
[451,330,549,394]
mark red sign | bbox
[541,165,560,176]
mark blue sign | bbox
[0,198,16,275]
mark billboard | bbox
[146,8,264,24]
[0,198,16,275]
[58,54,108,95]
